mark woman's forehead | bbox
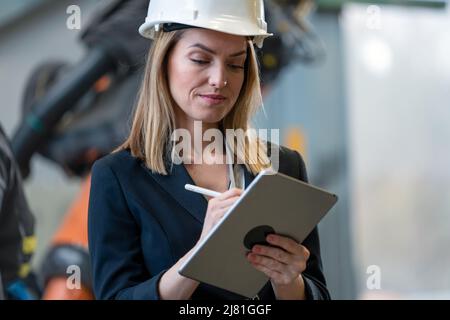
[178,28,247,54]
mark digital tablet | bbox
[178,169,338,298]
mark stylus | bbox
[184,184,222,198]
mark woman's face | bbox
[167,28,247,125]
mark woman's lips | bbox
[199,94,226,106]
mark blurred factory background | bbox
[0,0,449,299]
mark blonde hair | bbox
[117,30,271,175]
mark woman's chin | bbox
[192,110,227,124]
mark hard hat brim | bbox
[138,20,272,47]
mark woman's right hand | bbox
[197,188,243,243]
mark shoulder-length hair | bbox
[117,30,271,175]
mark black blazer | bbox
[88,146,331,300]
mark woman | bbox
[88,0,330,300]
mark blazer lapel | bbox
[145,162,208,224]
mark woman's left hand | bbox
[246,234,310,286]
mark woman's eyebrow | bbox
[188,43,247,57]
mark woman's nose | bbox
[208,65,227,89]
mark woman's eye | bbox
[190,58,243,70]
[191,59,208,65]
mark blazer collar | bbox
[146,162,256,224]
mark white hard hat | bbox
[138,0,273,48]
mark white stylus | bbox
[185,184,222,198]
